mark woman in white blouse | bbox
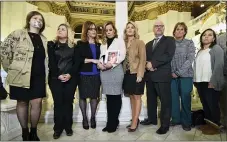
[193,28,224,128]
[98,21,126,133]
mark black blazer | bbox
[75,40,101,73]
[145,35,176,82]
[47,41,77,79]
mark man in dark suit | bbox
[140,20,176,134]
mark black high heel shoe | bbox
[126,119,140,129]
[102,126,108,132]
[128,119,140,132]
[83,119,89,130]
[53,131,62,139]
[90,117,96,129]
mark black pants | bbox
[194,82,221,125]
[49,77,77,132]
[146,80,171,127]
[106,95,122,130]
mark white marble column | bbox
[115,1,128,38]
[115,1,130,122]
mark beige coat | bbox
[123,39,146,78]
[0,29,48,88]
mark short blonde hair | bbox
[123,21,140,42]
[55,23,75,48]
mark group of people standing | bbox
[0,11,226,141]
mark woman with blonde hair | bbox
[123,21,146,132]
[48,23,78,139]
[75,21,101,130]
[98,21,126,133]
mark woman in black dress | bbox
[48,24,78,139]
[123,21,146,132]
[75,21,101,130]
[0,11,47,141]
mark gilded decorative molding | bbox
[70,7,115,16]
[128,1,135,16]
[131,2,193,21]
[156,1,192,15]
[190,3,225,25]
[202,3,226,23]
[27,1,71,22]
[66,2,115,16]
[131,11,147,21]
[49,2,71,21]
[67,1,115,8]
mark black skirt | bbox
[123,71,145,95]
[78,75,101,99]
[9,76,46,101]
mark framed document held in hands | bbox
[104,50,120,64]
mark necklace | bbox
[127,39,134,48]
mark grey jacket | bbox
[209,44,225,91]
[194,44,224,91]
[171,39,195,77]
[217,33,226,53]
[217,33,227,76]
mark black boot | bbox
[90,117,96,129]
[29,128,40,141]
[22,128,29,141]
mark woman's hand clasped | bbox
[104,63,113,69]
[136,77,142,83]
[208,82,214,88]
[58,74,71,82]
[97,62,106,70]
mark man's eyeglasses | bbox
[154,25,164,28]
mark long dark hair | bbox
[24,11,45,34]
[81,21,99,43]
[200,28,217,49]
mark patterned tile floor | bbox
[11,122,226,141]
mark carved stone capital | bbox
[131,10,147,21]
[131,1,193,21]
[157,1,192,15]
[27,1,71,22]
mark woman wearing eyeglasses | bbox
[74,21,101,130]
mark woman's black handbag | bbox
[191,109,206,127]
